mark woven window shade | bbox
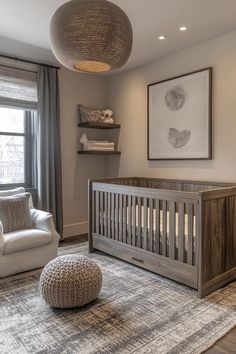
[0,66,38,110]
[50,0,133,73]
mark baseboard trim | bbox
[63,222,88,239]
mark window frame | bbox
[0,108,34,188]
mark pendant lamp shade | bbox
[50,0,133,73]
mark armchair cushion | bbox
[0,187,25,197]
[0,187,34,208]
[3,229,51,255]
[0,193,34,233]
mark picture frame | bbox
[147,67,212,160]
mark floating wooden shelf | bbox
[78,151,121,156]
[78,122,121,130]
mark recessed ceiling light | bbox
[179,26,187,31]
[158,35,166,40]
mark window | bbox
[0,62,38,188]
[0,107,34,186]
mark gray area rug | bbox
[0,242,235,354]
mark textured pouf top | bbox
[39,255,102,309]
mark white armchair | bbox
[0,189,60,278]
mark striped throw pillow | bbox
[0,193,34,234]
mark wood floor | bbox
[61,234,88,245]
[204,327,236,354]
[61,235,236,354]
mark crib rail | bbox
[90,182,199,266]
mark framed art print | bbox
[147,67,212,160]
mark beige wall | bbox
[59,68,108,237]
[107,30,236,183]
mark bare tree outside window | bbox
[0,107,25,185]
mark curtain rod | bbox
[0,53,60,70]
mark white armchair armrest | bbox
[30,209,60,241]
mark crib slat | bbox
[137,197,141,248]
[143,198,148,250]
[104,192,108,237]
[115,194,119,241]
[149,199,153,251]
[194,203,198,266]
[92,191,95,233]
[123,194,127,243]
[111,193,115,239]
[169,201,176,259]
[100,192,104,235]
[187,204,194,265]
[162,200,167,256]
[155,199,160,254]
[127,195,132,244]
[132,196,136,246]
[96,191,100,234]
[119,194,123,242]
[178,202,185,262]
[108,193,111,239]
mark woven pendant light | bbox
[50,0,133,73]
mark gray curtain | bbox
[37,66,63,236]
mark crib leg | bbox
[89,237,95,253]
[198,287,204,299]
[89,246,95,253]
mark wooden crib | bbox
[88,177,236,298]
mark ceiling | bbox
[0,0,236,73]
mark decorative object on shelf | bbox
[79,105,115,124]
[80,133,115,151]
[100,109,114,124]
[79,105,102,123]
[50,0,133,73]
[148,67,212,160]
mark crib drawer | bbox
[93,234,197,289]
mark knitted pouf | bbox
[39,255,102,308]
